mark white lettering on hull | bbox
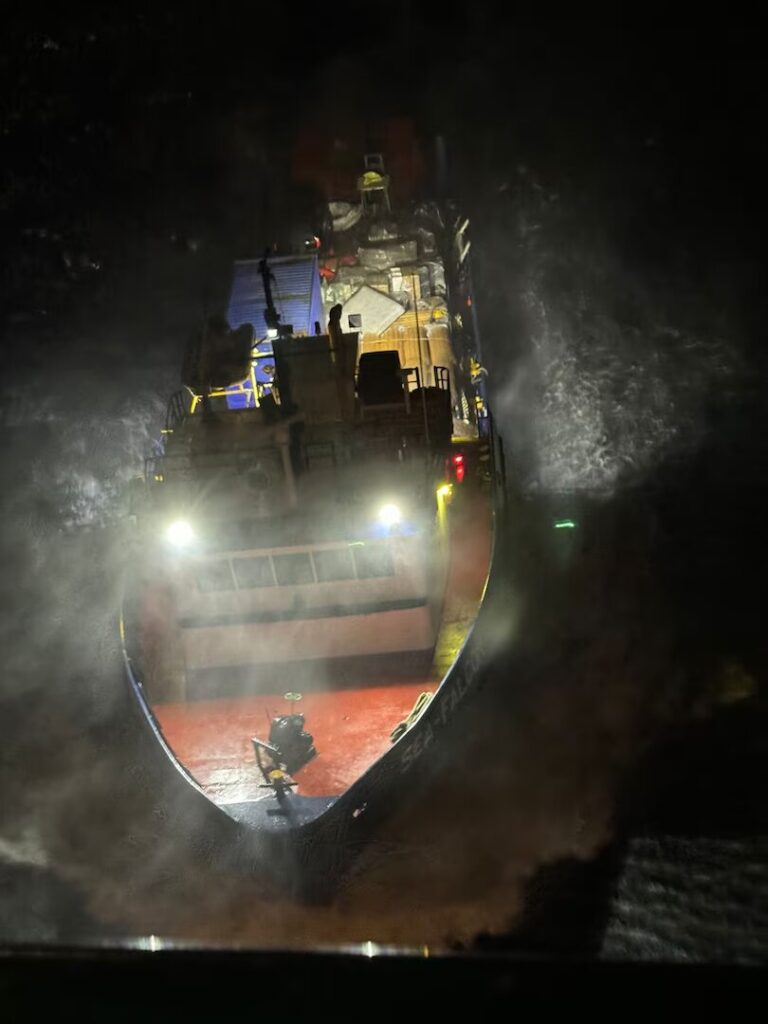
[399,651,482,773]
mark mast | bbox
[258,249,281,337]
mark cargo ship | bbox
[121,143,506,877]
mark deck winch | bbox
[252,713,317,791]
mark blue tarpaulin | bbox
[226,254,324,340]
[223,254,324,409]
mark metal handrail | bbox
[164,389,189,434]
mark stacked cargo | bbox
[319,158,473,436]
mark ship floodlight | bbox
[266,327,278,339]
[165,519,194,548]
[378,503,402,528]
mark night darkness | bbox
[1,5,766,970]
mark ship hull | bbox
[121,428,507,890]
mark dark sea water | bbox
[1,12,765,961]
[1,186,765,959]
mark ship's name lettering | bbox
[400,666,474,772]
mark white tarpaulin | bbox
[341,285,405,336]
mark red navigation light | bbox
[452,453,464,465]
[455,463,466,484]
